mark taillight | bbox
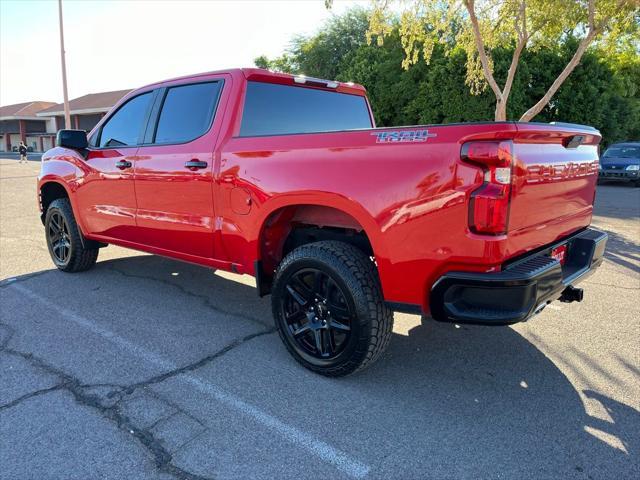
[461,140,513,235]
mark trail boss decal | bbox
[372,129,437,143]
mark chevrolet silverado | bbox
[38,68,608,376]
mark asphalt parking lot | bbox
[1,158,638,480]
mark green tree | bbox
[367,0,640,121]
[254,7,371,79]
[254,54,298,73]
[255,7,639,145]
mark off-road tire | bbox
[45,198,98,272]
[271,241,393,377]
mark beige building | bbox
[0,101,57,153]
[0,89,130,153]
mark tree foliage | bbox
[256,8,371,78]
[367,0,640,121]
[256,7,640,145]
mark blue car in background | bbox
[599,142,640,186]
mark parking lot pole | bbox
[58,0,71,130]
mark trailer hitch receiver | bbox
[560,285,583,303]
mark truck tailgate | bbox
[506,123,600,254]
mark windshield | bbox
[603,146,640,159]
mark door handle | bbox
[185,160,208,170]
[116,160,132,169]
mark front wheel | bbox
[45,198,98,272]
[271,241,393,377]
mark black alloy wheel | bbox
[44,198,99,272]
[47,211,71,265]
[281,267,353,360]
[272,241,393,377]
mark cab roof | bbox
[141,68,367,96]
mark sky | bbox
[0,0,368,106]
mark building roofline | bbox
[0,115,48,121]
[36,107,110,117]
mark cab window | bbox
[98,92,153,148]
[239,81,372,136]
[153,82,222,144]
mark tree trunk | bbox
[465,0,503,100]
[519,10,597,121]
[495,99,507,121]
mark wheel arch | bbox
[39,179,72,224]
[38,151,89,233]
[254,196,384,295]
[38,177,96,247]
[39,179,71,216]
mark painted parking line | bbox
[10,282,371,479]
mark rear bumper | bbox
[430,228,608,325]
[599,170,638,182]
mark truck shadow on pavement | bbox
[601,229,640,275]
[2,254,638,478]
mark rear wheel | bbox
[271,241,393,377]
[45,198,98,272]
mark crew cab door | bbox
[133,79,225,258]
[78,91,154,240]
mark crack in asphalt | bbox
[0,384,65,411]
[105,265,272,328]
[1,348,211,480]
[0,322,15,350]
[0,322,274,480]
[125,328,276,393]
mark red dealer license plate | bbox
[551,244,568,266]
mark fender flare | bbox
[38,174,89,240]
[253,192,387,262]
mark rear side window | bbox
[239,82,372,136]
[98,92,152,148]
[154,82,222,144]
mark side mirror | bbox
[57,129,88,150]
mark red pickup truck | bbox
[38,68,607,376]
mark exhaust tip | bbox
[533,302,547,316]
